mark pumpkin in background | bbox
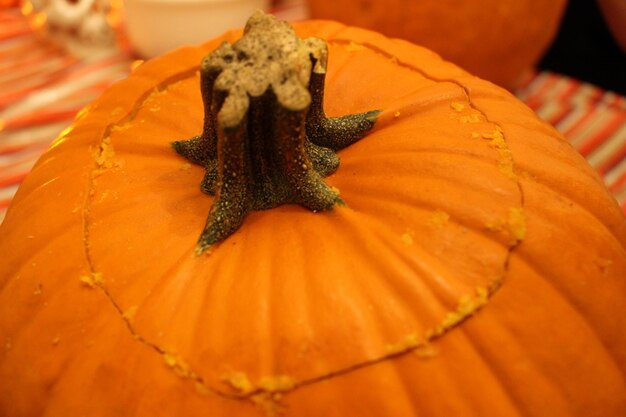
[307,0,567,89]
[1,13,625,417]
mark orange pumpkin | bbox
[307,0,568,89]
[1,14,625,417]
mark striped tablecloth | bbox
[515,71,626,211]
[0,7,131,223]
[1,6,625,223]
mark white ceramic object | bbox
[123,0,270,57]
[25,0,117,51]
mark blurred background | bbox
[1,0,625,222]
[540,0,626,96]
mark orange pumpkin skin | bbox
[1,20,625,417]
[307,0,567,89]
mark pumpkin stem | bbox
[173,11,379,253]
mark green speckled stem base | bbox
[172,11,379,253]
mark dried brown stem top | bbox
[205,11,328,128]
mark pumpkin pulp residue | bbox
[78,20,527,415]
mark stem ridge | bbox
[172,11,379,253]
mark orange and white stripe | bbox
[517,70,626,213]
[0,8,130,223]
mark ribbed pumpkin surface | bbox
[308,0,567,89]
[0,21,625,417]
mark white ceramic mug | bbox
[123,0,270,58]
